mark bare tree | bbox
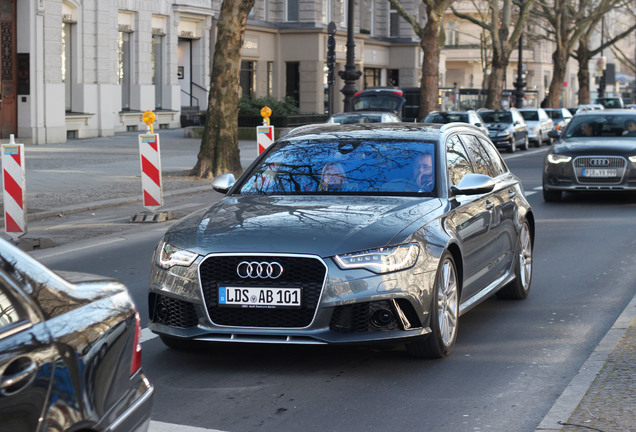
[452,0,536,109]
[389,0,457,120]
[190,0,256,179]
[572,6,636,104]
[532,0,628,107]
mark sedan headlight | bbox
[547,154,572,164]
[334,243,420,274]
[497,129,512,137]
[156,242,198,269]
[629,155,636,164]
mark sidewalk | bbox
[1,128,635,432]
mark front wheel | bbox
[497,221,533,300]
[407,252,459,358]
[522,134,530,150]
[507,138,517,153]
[543,187,562,202]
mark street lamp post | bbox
[598,17,606,98]
[338,0,361,112]
[513,6,525,108]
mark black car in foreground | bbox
[0,238,153,431]
[543,109,636,201]
[149,123,534,358]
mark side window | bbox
[0,281,28,332]
[478,137,507,176]
[446,135,473,186]
[461,134,494,177]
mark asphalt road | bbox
[28,146,636,432]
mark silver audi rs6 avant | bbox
[148,123,534,358]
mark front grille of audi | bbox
[199,255,326,328]
[574,156,626,184]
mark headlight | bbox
[156,242,198,269]
[497,129,511,137]
[547,154,572,164]
[334,243,420,274]
[629,155,636,164]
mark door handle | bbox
[0,357,37,396]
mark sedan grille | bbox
[199,255,327,328]
[573,156,627,184]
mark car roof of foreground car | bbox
[282,122,455,142]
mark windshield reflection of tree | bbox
[240,139,436,195]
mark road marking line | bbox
[150,421,227,432]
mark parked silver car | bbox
[519,108,554,147]
[148,123,534,359]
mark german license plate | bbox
[582,168,617,177]
[218,286,302,308]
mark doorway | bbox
[0,0,17,138]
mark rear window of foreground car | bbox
[239,139,437,196]
[564,115,636,138]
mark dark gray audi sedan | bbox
[543,109,636,201]
[149,123,534,358]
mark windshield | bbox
[352,92,405,113]
[238,139,437,196]
[564,115,636,138]
[424,113,468,123]
[545,110,563,120]
[480,111,512,124]
[520,111,538,121]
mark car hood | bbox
[165,195,443,257]
[554,138,636,154]
[486,123,511,131]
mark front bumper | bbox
[148,252,438,345]
[543,154,636,191]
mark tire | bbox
[507,138,516,153]
[522,134,530,150]
[497,221,532,300]
[160,334,202,351]
[406,252,459,358]
[535,132,543,148]
[542,187,562,202]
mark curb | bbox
[535,294,636,431]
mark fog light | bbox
[370,308,394,327]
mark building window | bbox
[390,6,400,37]
[364,68,381,89]
[388,69,399,87]
[118,31,131,110]
[267,61,274,97]
[62,22,73,112]
[240,60,254,99]
[359,0,374,35]
[287,0,299,22]
[152,35,163,109]
[286,62,300,106]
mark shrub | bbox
[238,96,302,117]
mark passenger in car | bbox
[411,153,435,192]
[623,119,636,137]
[320,162,348,191]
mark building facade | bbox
[0,0,593,144]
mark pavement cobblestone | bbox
[1,128,635,432]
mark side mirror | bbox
[212,173,236,193]
[450,173,495,197]
[548,129,560,139]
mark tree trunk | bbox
[546,48,568,108]
[575,41,592,105]
[190,0,255,179]
[418,11,442,120]
[485,51,508,109]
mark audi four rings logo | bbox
[237,261,284,279]
[589,158,609,166]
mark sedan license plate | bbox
[218,286,302,308]
[582,168,617,177]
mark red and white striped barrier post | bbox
[257,106,275,155]
[139,111,163,210]
[2,135,27,239]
